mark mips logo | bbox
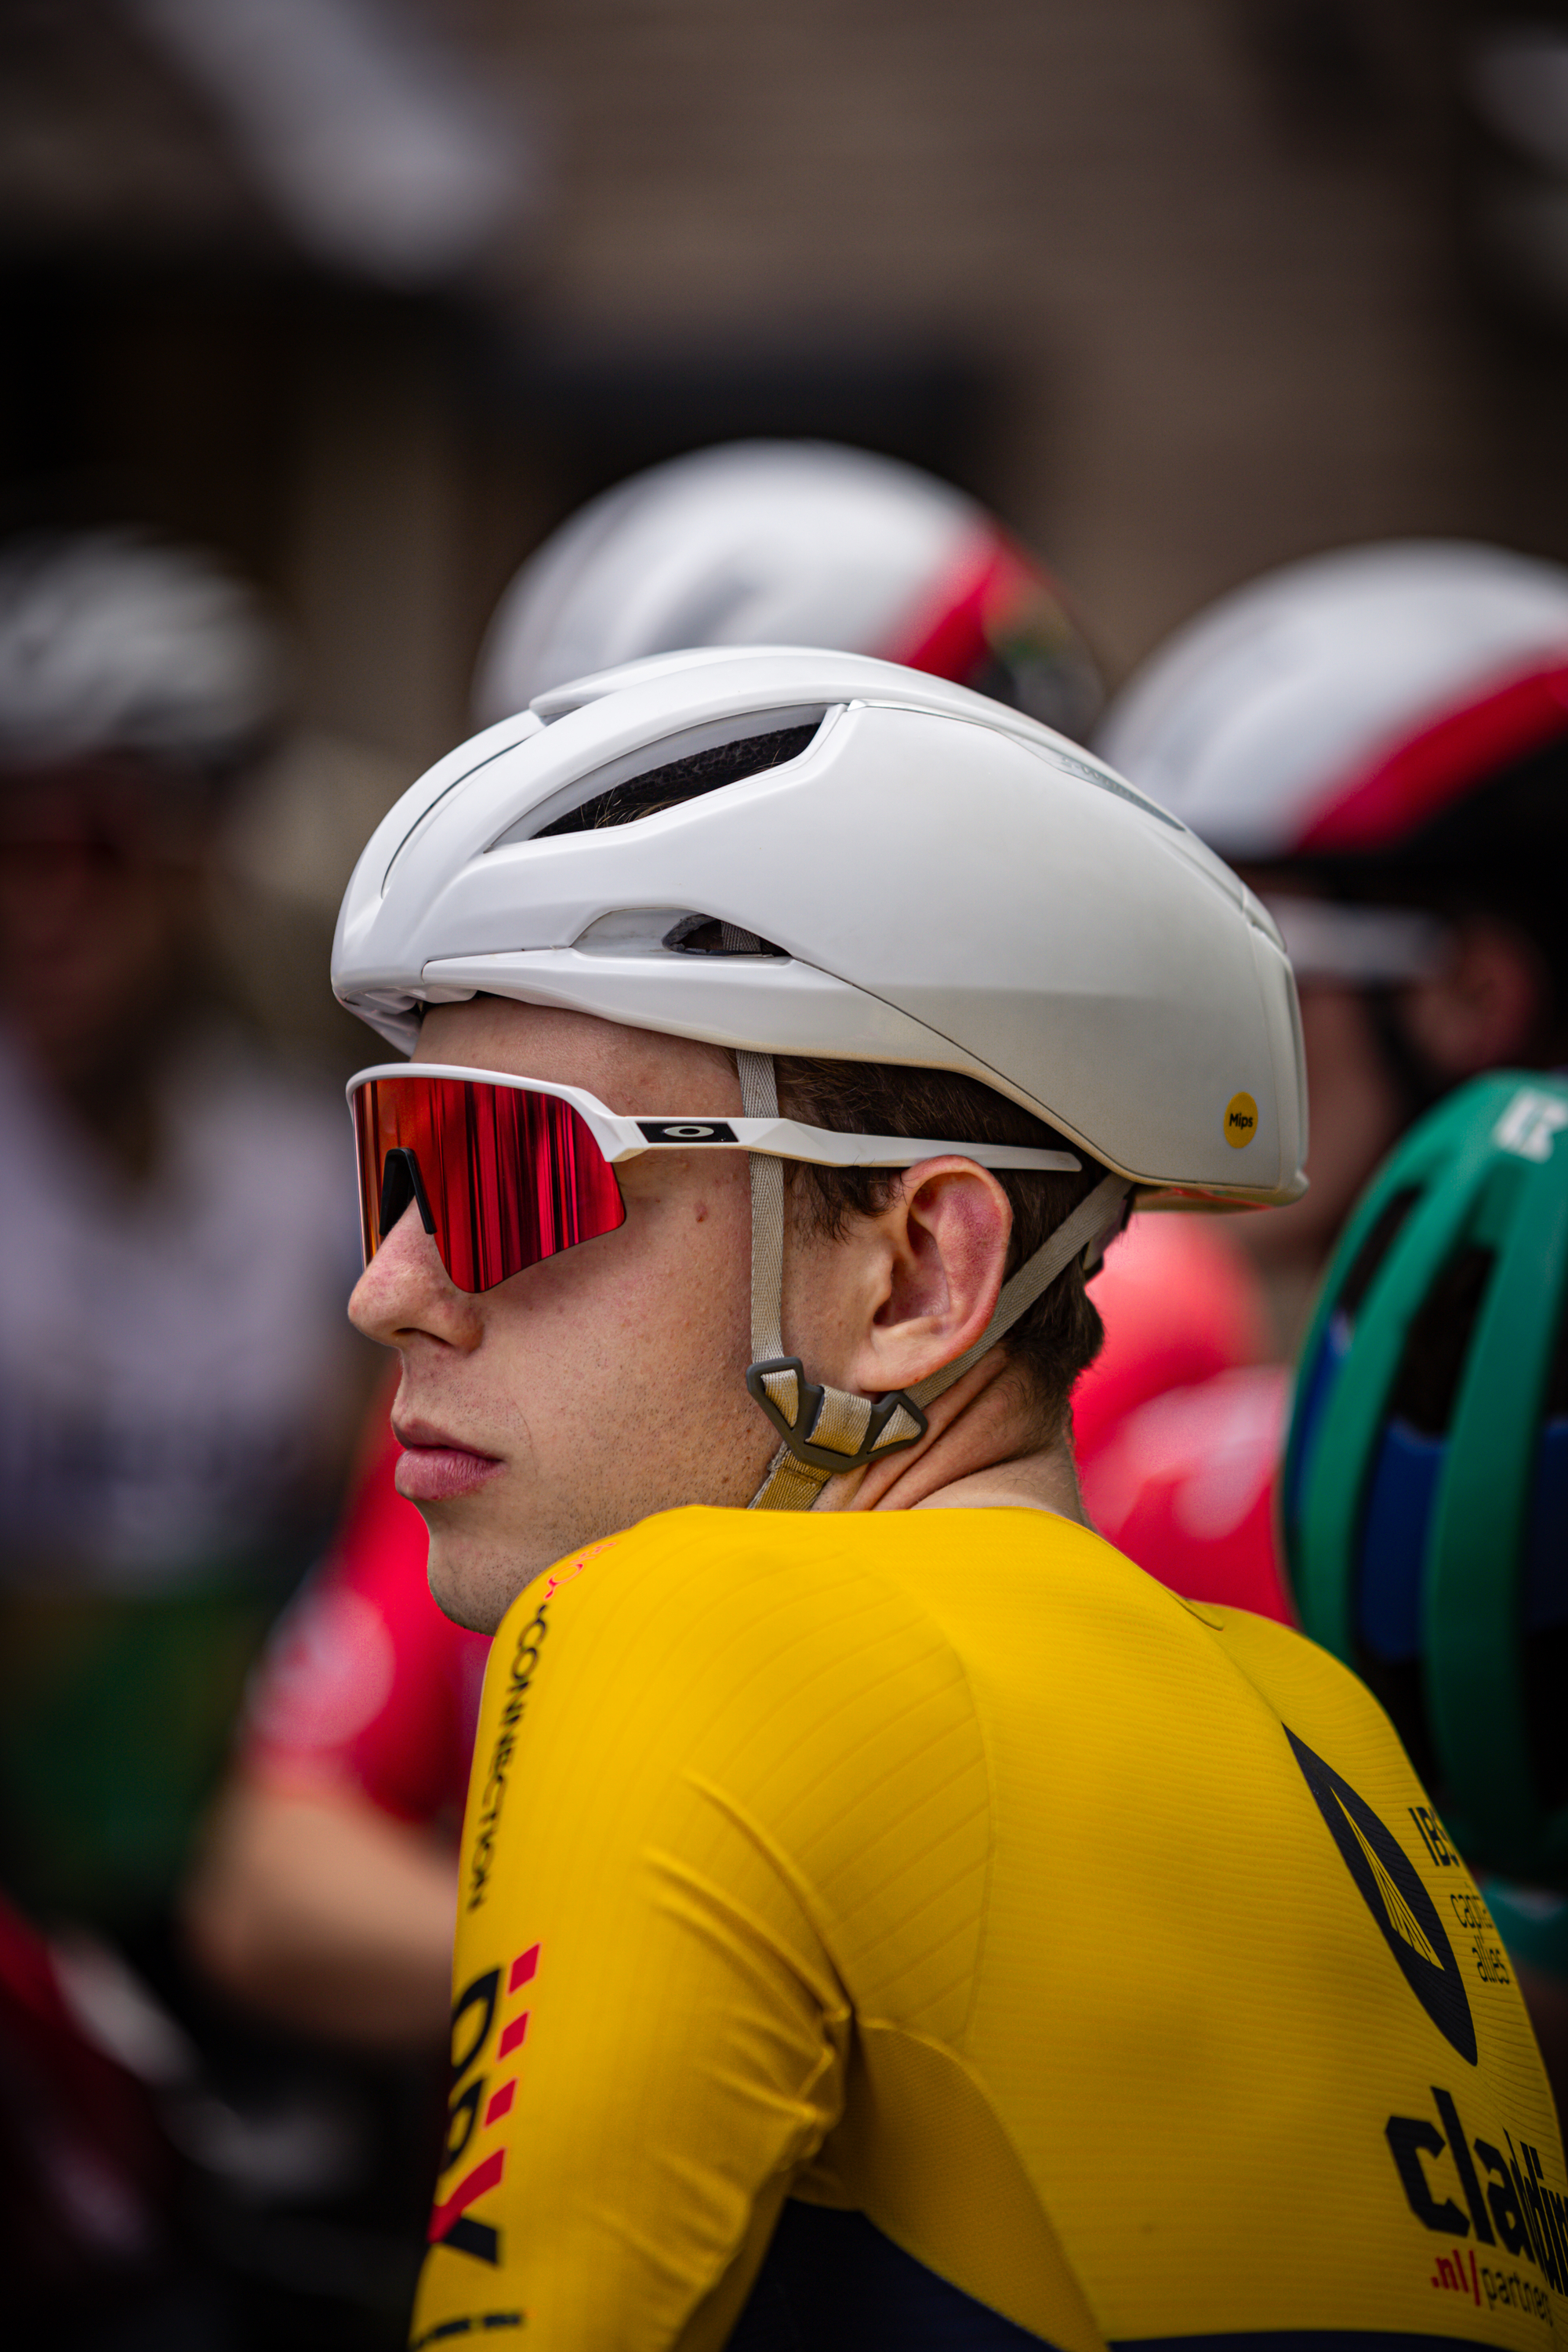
[1225,1091,1258,1147]
[1287,1730,1476,2063]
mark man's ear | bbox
[1399,919,1546,1078]
[836,1157,1014,1399]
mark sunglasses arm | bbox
[601,1114,1080,1174]
[346,1067,1080,1177]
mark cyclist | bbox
[1086,540,1568,1614]
[195,444,1261,2045]
[0,526,402,2340]
[0,529,365,1938]
[337,644,1562,2349]
[471,438,1105,737]
[1283,1066,1568,2111]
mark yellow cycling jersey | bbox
[410,1506,1566,2352]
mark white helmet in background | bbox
[474,441,1103,742]
[0,531,288,780]
[1098,541,1568,864]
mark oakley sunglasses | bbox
[350,1064,1080,1295]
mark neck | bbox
[814,1347,1090,1525]
[909,1448,1087,1519]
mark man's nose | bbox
[349,1203,483,1352]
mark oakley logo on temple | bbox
[635,1121,739,1144]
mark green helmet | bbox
[1283,1070,1568,1887]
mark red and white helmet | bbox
[1098,541,1568,865]
[474,441,1102,742]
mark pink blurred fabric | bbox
[1074,1215,1294,1623]
[239,1420,488,1828]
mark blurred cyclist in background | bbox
[193,438,1269,2048]
[0,529,401,2342]
[1085,540,1568,1614]
[0,529,368,1948]
[466,437,1104,734]
[1281,1067,1568,2107]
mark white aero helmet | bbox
[0,531,288,779]
[336,646,1305,1507]
[473,440,1103,743]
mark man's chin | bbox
[426,1534,528,1638]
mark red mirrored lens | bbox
[352,1074,626,1293]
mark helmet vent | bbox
[532,720,822,840]
[1524,1299,1568,1809]
[1338,1186,1422,1325]
[1388,1245,1494,1439]
[662,914,787,958]
[1348,1240,1494,1794]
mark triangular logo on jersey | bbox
[1334,1791,1444,1969]
[1286,1728,1476,2064]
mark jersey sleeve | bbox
[238,1422,488,1830]
[411,1513,989,2352]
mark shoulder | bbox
[470,1512,1018,1950]
[500,1507,969,1698]
[492,1505,1201,1779]
[485,1509,1040,1813]
[503,1502,1247,1664]
[1179,1589,1425,1780]
[510,1501,1130,1646]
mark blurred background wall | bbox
[8,0,1568,868]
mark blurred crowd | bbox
[3,435,1566,2344]
[4,13,1568,2344]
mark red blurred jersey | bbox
[1073,1215,1294,1624]
[238,1422,488,1830]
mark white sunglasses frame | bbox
[347,1063,1081,1175]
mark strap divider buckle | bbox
[744,1357,928,1473]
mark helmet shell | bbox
[334,644,1307,1205]
[1097,542,1568,863]
[0,531,288,778]
[474,441,1102,742]
[1284,1070,1568,1884]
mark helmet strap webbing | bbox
[734,1036,1129,1513]
[736,1044,839,1511]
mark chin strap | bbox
[734,1031,1130,1513]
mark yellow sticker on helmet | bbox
[1225,1091,1259,1147]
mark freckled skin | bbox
[350,1004,776,1629]
[350,998,1081,1635]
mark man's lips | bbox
[392,1421,503,1504]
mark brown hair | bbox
[773,1055,1114,1444]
